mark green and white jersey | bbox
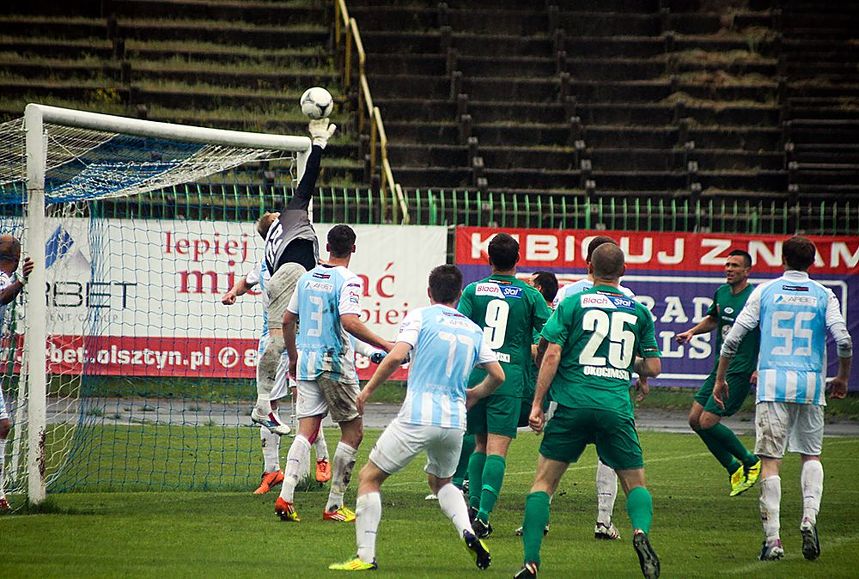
[541,285,660,418]
[459,274,552,397]
[707,283,759,375]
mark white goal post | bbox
[20,103,312,504]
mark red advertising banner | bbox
[456,227,859,390]
[456,227,859,275]
[1,335,403,380]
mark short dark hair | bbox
[428,264,462,304]
[488,233,519,271]
[728,249,752,268]
[591,243,625,280]
[783,236,816,271]
[586,236,617,262]
[532,271,558,304]
[0,235,21,262]
[327,224,356,258]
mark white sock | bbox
[260,428,280,473]
[356,492,381,564]
[255,397,272,417]
[326,441,358,512]
[279,435,310,503]
[315,428,329,461]
[596,459,618,525]
[760,475,782,542]
[801,460,823,525]
[0,438,6,498]
[437,483,473,536]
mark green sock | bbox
[708,423,758,468]
[522,491,551,566]
[478,455,506,522]
[626,486,653,535]
[467,451,486,510]
[453,434,476,489]
[697,428,742,474]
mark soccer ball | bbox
[300,87,334,120]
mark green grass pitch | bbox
[3,429,859,578]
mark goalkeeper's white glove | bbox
[308,118,337,149]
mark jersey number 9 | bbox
[483,299,509,350]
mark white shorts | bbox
[269,351,291,401]
[755,401,824,458]
[0,387,7,421]
[296,372,360,423]
[255,340,291,402]
[369,418,464,478]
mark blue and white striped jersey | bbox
[245,258,271,353]
[396,304,496,430]
[722,270,851,406]
[553,277,634,309]
[287,264,362,382]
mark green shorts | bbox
[539,404,644,471]
[518,396,550,428]
[467,394,519,439]
[694,371,753,417]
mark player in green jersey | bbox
[516,243,662,579]
[675,249,762,496]
[458,233,553,538]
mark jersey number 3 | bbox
[579,310,637,368]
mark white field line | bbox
[384,451,713,488]
[383,437,859,489]
[724,533,859,575]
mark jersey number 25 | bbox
[579,310,637,368]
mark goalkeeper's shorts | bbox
[267,262,306,323]
[0,387,7,421]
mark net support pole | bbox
[24,103,48,504]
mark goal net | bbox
[1,104,310,504]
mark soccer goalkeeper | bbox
[251,118,337,435]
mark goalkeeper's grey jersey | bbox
[264,144,323,275]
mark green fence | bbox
[7,181,856,235]
[407,189,857,235]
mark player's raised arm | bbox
[285,119,336,211]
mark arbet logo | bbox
[774,294,818,307]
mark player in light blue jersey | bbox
[222,258,330,494]
[714,236,852,562]
[330,265,505,572]
[276,225,392,524]
[552,236,642,541]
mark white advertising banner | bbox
[39,219,447,379]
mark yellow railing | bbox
[334,0,409,224]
